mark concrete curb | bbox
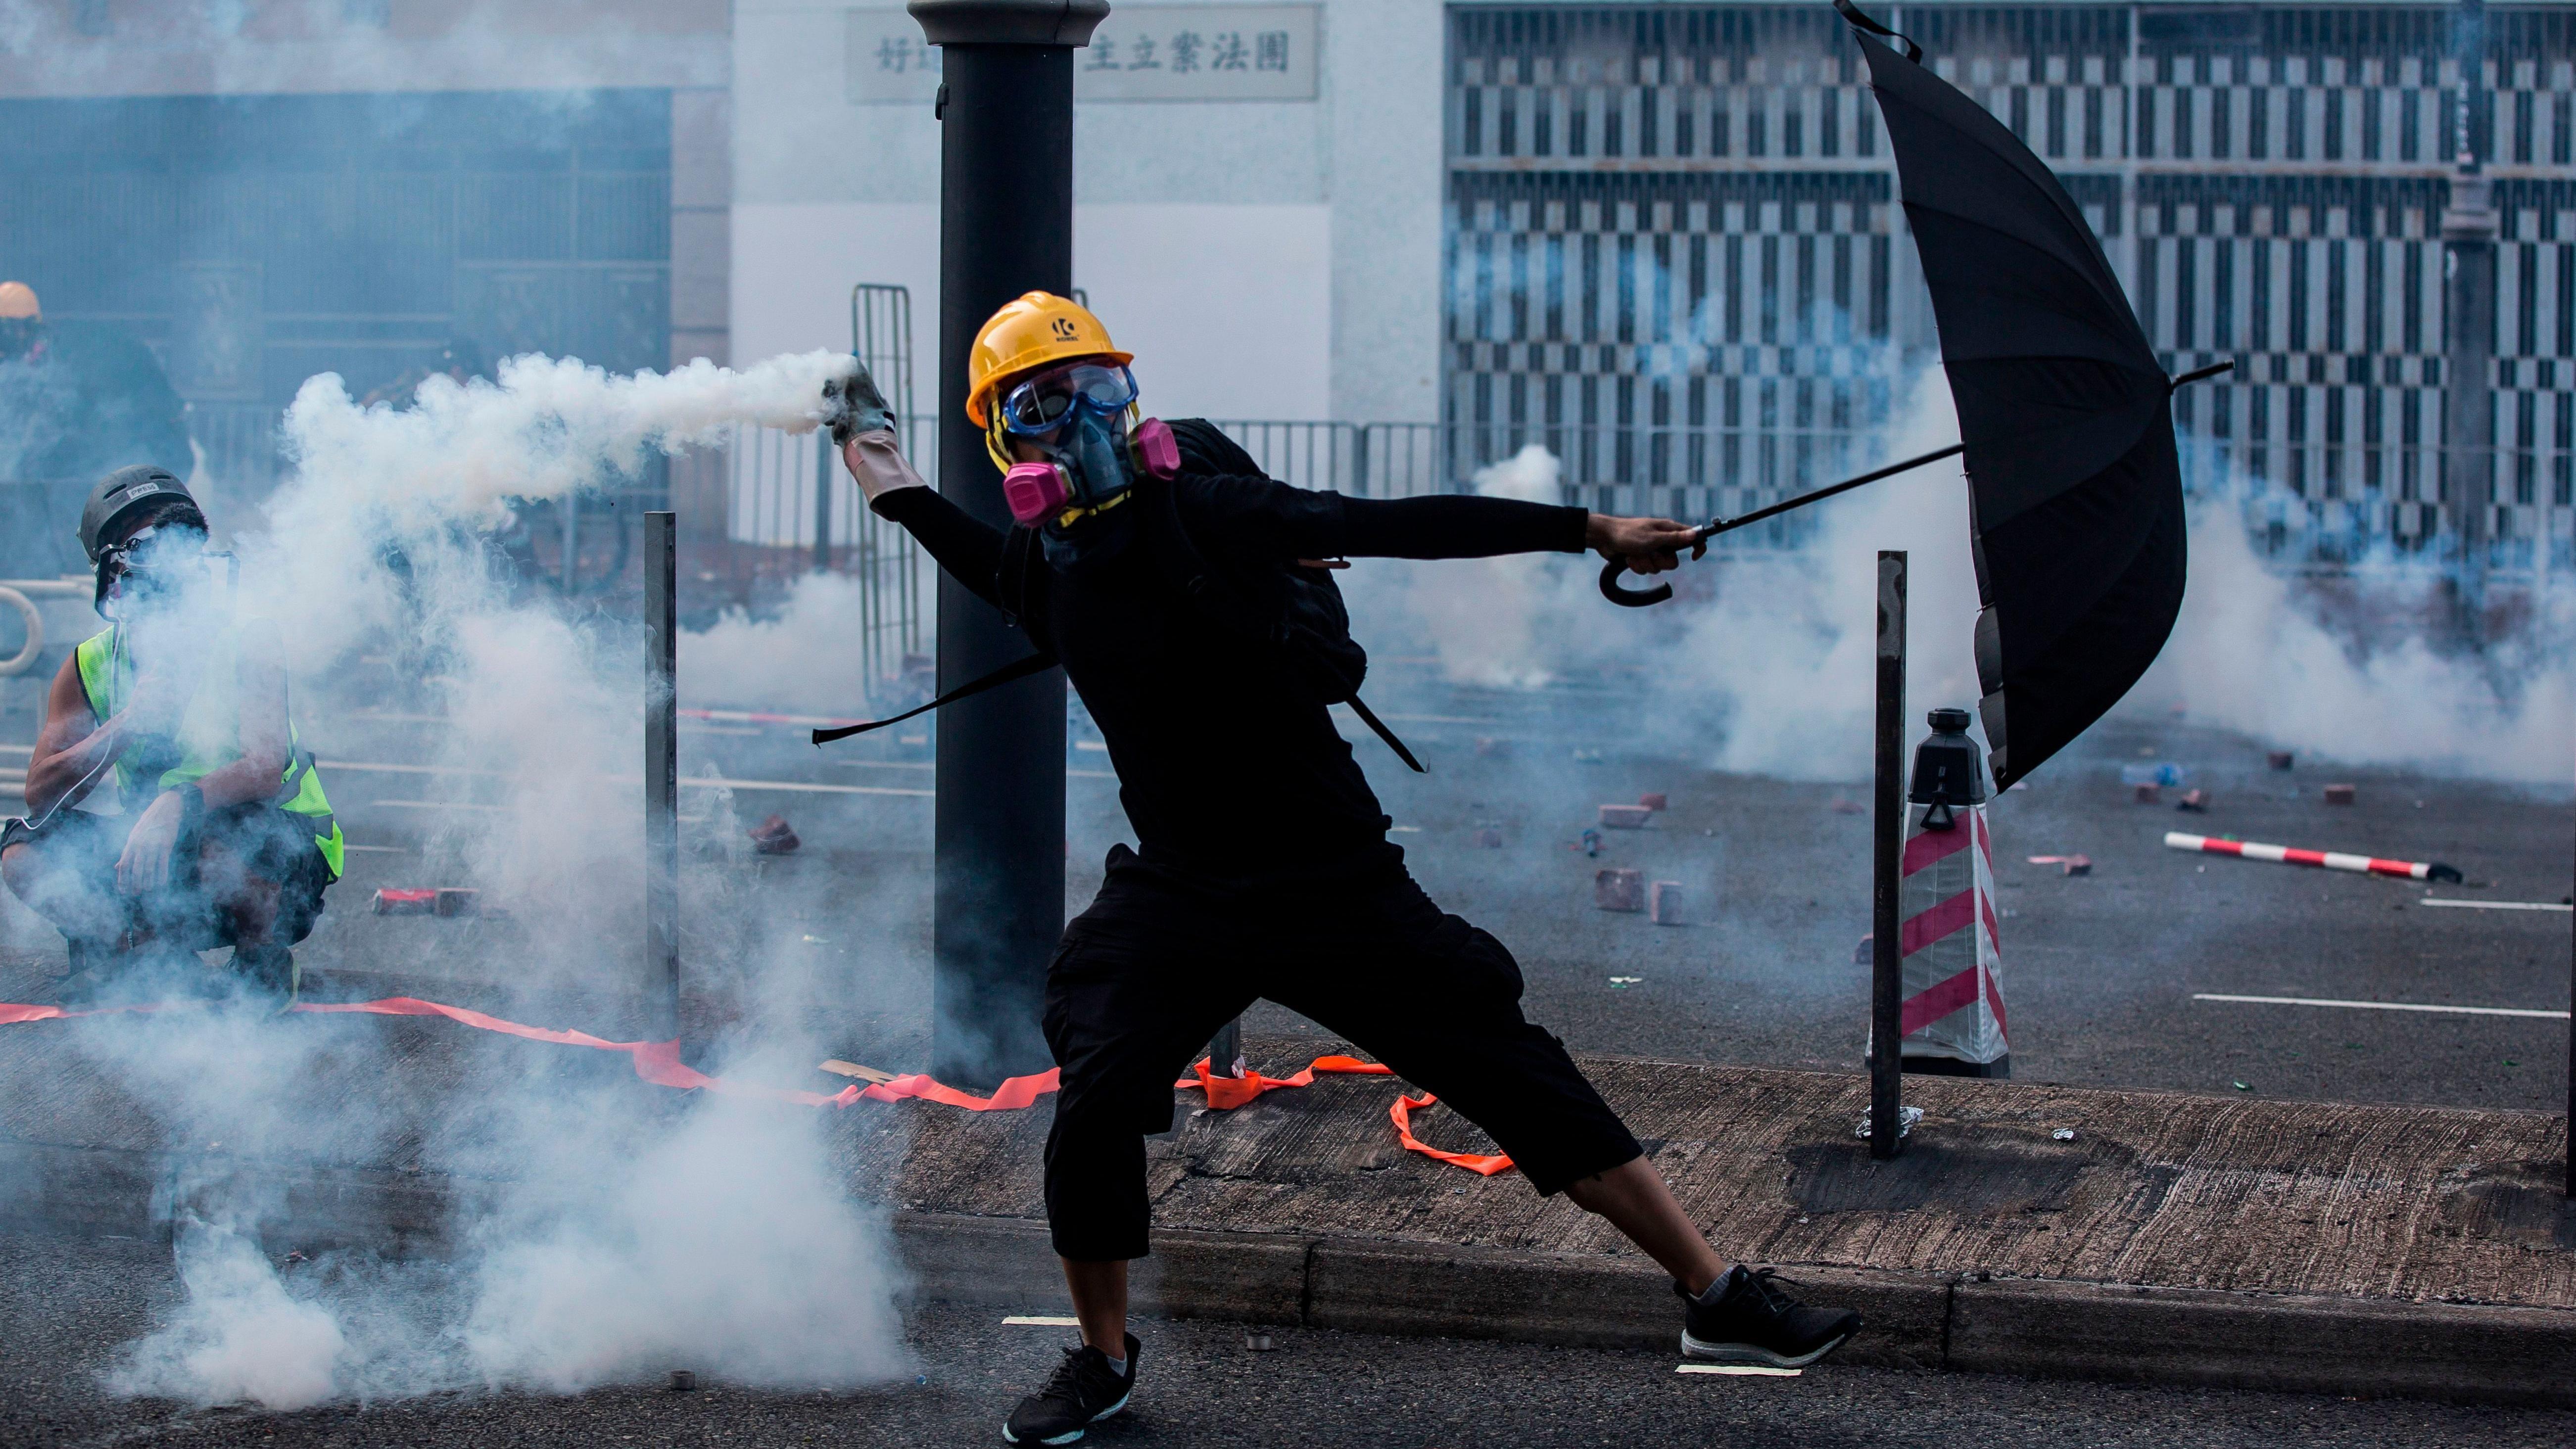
[894,1212,2576,1407]
[6,1139,2570,1407]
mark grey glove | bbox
[823,360,896,446]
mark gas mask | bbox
[987,361,1180,533]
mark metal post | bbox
[813,430,834,572]
[2566,792,2574,1197]
[644,512,680,1044]
[2443,0,2496,639]
[1870,550,1908,1160]
[916,0,1103,1089]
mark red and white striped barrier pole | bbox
[2164,831,2462,884]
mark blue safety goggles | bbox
[998,362,1139,437]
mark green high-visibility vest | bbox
[74,623,345,881]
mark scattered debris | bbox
[2132,783,2161,805]
[1474,827,1505,849]
[1828,797,1865,815]
[2051,1128,2077,1142]
[1649,881,1687,926]
[371,888,437,916]
[2168,830,2459,884]
[433,887,478,918]
[1854,1104,1923,1140]
[2175,789,2209,813]
[1599,804,1653,829]
[1594,868,1645,913]
[1854,933,1872,966]
[820,1059,899,1083]
[1638,792,1669,812]
[2232,1080,2251,1092]
[2027,854,2092,876]
[1244,1332,1275,1352]
[1579,828,1602,857]
[1572,748,1604,764]
[748,813,801,854]
[669,1371,698,1392]
[2266,750,2295,770]
[2120,762,2185,787]
[2322,783,2357,806]
[1608,976,1644,988]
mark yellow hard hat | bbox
[0,281,39,321]
[965,291,1130,428]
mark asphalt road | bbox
[4,1229,2568,1449]
[4,654,2571,1112]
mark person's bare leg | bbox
[1564,1156,1725,1295]
[1059,1257,1130,1355]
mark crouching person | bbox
[0,467,342,1004]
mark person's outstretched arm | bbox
[1184,475,1706,579]
[844,433,1007,609]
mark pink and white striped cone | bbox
[1894,801,2007,1070]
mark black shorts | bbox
[0,801,332,950]
[1039,846,1644,1261]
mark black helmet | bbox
[79,465,199,564]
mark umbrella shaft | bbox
[1700,441,1965,540]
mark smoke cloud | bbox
[24,348,914,1410]
[1362,366,2573,785]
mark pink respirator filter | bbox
[1130,417,1181,479]
[1001,462,1072,525]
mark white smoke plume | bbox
[1365,365,2574,784]
[49,348,914,1409]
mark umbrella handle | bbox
[1599,559,1675,608]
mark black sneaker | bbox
[1002,1332,1138,1445]
[1677,1266,1861,1367]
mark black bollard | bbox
[1869,551,1907,1160]
[914,0,1106,1088]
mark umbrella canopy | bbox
[1842,1,2188,789]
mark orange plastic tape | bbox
[0,994,1057,1112]
[1388,1090,1515,1176]
[1174,1052,1392,1109]
[1178,1054,1510,1175]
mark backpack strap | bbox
[996,522,1051,652]
[813,527,1058,746]
[1343,693,1426,774]
[811,651,1056,746]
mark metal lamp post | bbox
[911,0,1105,1088]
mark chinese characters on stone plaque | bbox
[847,6,1318,105]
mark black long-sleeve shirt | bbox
[875,474,1588,890]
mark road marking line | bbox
[0,743,29,755]
[373,799,507,813]
[324,760,934,799]
[341,844,411,853]
[1676,1363,1803,1377]
[682,776,934,798]
[2193,993,2568,1021]
[1002,1315,1082,1327]
[2422,898,2574,913]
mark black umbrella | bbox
[1601,0,2226,789]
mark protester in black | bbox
[839,294,1860,1446]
